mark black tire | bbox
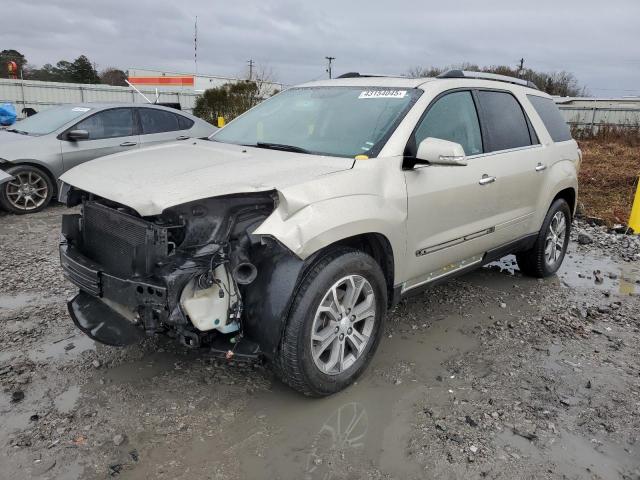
[275,248,387,397]
[516,198,571,278]
[0,165,54,214]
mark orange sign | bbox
[7,61,17,79]
[127,76,194,86]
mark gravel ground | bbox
[1,206,639,480]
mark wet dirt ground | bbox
[1,205,639,480]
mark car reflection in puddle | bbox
[305,402,368,479]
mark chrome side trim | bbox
[415,227,495,257]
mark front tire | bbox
[516,198,571,277]
[275,249,387,397]
[0,165,54,214]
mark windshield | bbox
[10,106,93,136]
[211,86,421,157]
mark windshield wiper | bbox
[255,142,310,154]
[5,128,29,135]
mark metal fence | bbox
[0,78,200,116]
[556,99,640,133]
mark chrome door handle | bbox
[479,175,496,185]
[176,135,190,140]
[120,141,137,147]
[535,163,547,171]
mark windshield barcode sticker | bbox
[358,90,407,99]
[72,107,91,112]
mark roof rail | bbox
[336,72,406,79]
[436,70,539,90]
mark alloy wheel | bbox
[310,274,376,375]
[544,211,567,266]
[5,171,49,211]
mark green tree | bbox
[25,55,100,84]
[0,49,27,78]
[193,81,261,124]
[68,55,100,83]
[407,63,585,97]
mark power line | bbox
[325,56,335,79]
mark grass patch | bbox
[578,137,640,225]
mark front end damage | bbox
[59,186,307,361]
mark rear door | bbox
[60,108,139,172]
[474,90,544,244]
[137,107,193,148]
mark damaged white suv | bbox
[58,71,580,396]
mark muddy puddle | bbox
[113,298,501,480]
[490,246,639,295]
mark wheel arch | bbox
[552,187,577,216]
[2,160,59,197]
[242,232,396,361]
[319,232,395,308]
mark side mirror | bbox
[405,138,468,169]
[67,129,89,141]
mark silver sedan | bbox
[0,103,217,214]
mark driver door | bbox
[403,90,503,291]
[61,108,139,172]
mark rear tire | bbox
[516,198,571,277]
[0,165,54,214]
[275,248,387,397]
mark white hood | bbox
[60,140,354,216]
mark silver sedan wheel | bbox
[5,171,48,211]
[545,211,567,266]
[311,275,376,376]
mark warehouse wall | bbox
[555,97,640,132]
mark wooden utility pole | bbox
[247,59,254,81]
[325,56,335,79]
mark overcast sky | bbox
[3,0,639,96]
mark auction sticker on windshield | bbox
[358,90,407,99]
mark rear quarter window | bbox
[177,115,194,130]
[527,95,572,142]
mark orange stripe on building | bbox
[128,76,195,86]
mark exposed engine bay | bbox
[59,185,307,360]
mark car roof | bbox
[56,103,203,120]
[61,102,193,113]
[296,75,547,96]
[299,77,436,89]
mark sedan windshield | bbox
[10,106,93,136]
[211,87,421,158]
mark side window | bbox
[414,91,483,155]
[177,115,194,130]
[139,108,181,134]
[527,95,572,142]
[476,91,532,151]
[74,108,134,140]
